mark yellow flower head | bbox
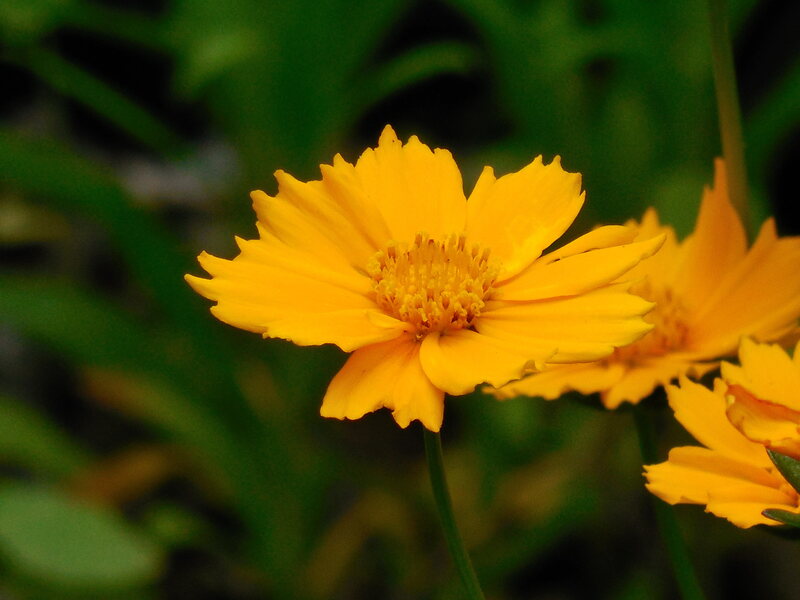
[725,338,800,460]
[644,340,800,528]
[493,159,800,409]
[186,126,663,431]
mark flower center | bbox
[368,233,499,339]
[613,282,689,362]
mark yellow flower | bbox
[644,343,800,528]
[492,159,800,409]
[186,126,663,431]
[725,338,800,460]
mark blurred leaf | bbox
[0,483,163,590]
[762,509,800,529]
[7,47,188,158]
[0,0,72,45]
[357,41,481,111]
[767,449,800,494]
[0,130,200,333]
[69,445,179,506]
[0,394,91,477]
[0,276,187,380]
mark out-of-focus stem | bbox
[708,0,749,229]
[423,428,486,600]
[634,405,707,600]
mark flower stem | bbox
[633,405,706,600]
[423,429,486,600]
[707,0,749,227]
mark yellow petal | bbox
[418,329,536,396]
[705,501,800,528]
[688,219,800,355]
[725,383,800,459]
[491,361,627,401]
[670,159,747,303]
[478,284,654,363]
[667,378,769,466]
[722,338,800,411]
[495,234,664,301]
[186,241,406,351]
[320,336,445,431]
[602,357,704,409]
[644,446,785,514]
[251,167,383,269]
[536,225,636,262]
[466,157,584,278]
[353,125,466,243]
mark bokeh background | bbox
[1,0,799,598]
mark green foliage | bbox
[0,484,162,591]
[1,0,799,597]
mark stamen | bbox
[368,233,499,338]
[614,282,690,362]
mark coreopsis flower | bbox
[725,338,800,460]
[186,126,663,431]
[492,159,800,409]
[644,341,800,528]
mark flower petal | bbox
[722,338,800,412]
[353,126,466,243]
[491,361,627,401]
[670,159,748,303]
[186,240,406,351]
[478,284,654,363]
[705,501,800,528]
[495,234,664,301]
[320,336,445,431]
[419,329,536,396]
[667,378,769,466]
[466,157,584,278]
[688,219,800,356]
[725,384,800,459]
[601,357,712,409]
[644,445,790,528]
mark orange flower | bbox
[492,160,800,408]
[186,127,663,431]
[644,372,800,528]
[725,338,800,460]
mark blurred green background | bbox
[1,0,799,598]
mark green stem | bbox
[423,429,486,600]
[707,0,749,229]
[634,406,706,600]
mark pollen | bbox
[614,282,689,362]
[368,233,499,338]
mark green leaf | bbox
[0,484,163,590]
[0,395,90,477]
[762,509,800,529]
[767,449,800,494]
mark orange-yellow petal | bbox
[320,336,445,431]
[495,233,664,301]
[670,159,747,303]
[667,378,769,466]
[492,361,627,401]
[705,501,800,528]
[478,284,654,363]
[353,126,466,243]
[466,157,584,278]
[722,338,800,412]
[645,446,791,508]
[186,242,406,351]
[688,219,800,356]
[601,358,711,409]
[418,329,535,396]
[726,384,800,459]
